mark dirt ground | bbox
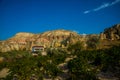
[0,68,9,78]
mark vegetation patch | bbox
[0,43,120,80]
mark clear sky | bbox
[0,0,120,40]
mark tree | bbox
[68,57,98,80]
[67,41,83,55]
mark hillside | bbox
[0,30,82,52]
[0,42,120,80]
[0,24,120,80]
[99,24,120,49]
[0,24,120,52]
[100,24,120,40]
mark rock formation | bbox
[0,30,82,52]
[100,24,120,40]
[0,24,120,52]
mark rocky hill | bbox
[0,30,83,52]
[99,24,120,49]
[0,24,120,52]
[100,24,120,40]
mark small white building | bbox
[32,46,44,52]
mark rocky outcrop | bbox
[1,24,120,52]
[100,24,120,40]
[0,30,82,52]
[30,30,81,49]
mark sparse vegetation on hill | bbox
[0,24,120,79]
[0,42,120,80]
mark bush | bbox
[68,57,98,80]
[1,45,120,79]
[86,37,99,49]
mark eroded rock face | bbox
[0,30,82,52]
[100,24,120,40]
[1,24,120,52]
[100,33,106,40]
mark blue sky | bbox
[0,0,120,40]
